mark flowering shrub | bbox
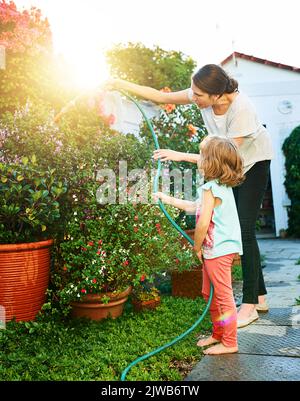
[52,187,199,309]
[57,238,134,305]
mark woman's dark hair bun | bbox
[226,77,239,93]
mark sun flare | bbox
[63,46,110,90]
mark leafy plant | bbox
[0,156,67,243]
[282,125,300,237]
[131,277,161,302]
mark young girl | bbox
[153,136,244,355]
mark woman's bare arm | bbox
[106,79,191,105]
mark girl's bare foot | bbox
[203,343,238,355]
[197,335,220,347]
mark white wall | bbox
[236,79,300,236]
[224,58,300,85]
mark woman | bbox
[107,64,274,328]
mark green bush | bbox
[0,156,67,244]
[282,125,300,237]
[106,42,196,90]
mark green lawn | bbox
[0,296,211,381]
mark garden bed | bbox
[0,296,211,381]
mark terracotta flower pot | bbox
[0,239,53,322]
[70,286,132,321]
[132,297,161,312]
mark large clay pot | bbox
[71,286,132,321]
[0,239,53,322]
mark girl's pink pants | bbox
[202,253,238,347]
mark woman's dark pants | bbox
[233,160,271,304]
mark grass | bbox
[232,264,243,282]
[0,296,211,381]
[296,259,300,265]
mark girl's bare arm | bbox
[193,189,215,252]
[153,192,197,213]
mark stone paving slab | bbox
[185,354,300,381]
[238,325,300,357]
[253,307,300,326]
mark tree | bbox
[0,1,70,113]
[106,42,196,91]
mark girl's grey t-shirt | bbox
[188,90,274,173]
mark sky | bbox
[12,0,300,87]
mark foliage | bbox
[106,42,196,91]
[282,125,300,237]
[232,264,243,282]
[131,279,161,302]
[0,296,211,381]
[0,156,67,244]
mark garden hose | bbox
[119,90,214,382]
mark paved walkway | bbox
[185,238,300,381]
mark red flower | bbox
[98,240,103,246]
[81,247,87,252]
[88,241,94,246]
[81,289,87,294]
[175,258,180,265]
[134,215,138,221]
[96,250,101,255]
[92,278,97,284]
[123,260,129,266]
[140,274,146,282]
[134,227,138,233]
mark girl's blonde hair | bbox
[198,136,245,187]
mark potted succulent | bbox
[0,156,67,322]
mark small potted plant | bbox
[131,279,161,312]
[56,230,134,321]
[0,156,67,322]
